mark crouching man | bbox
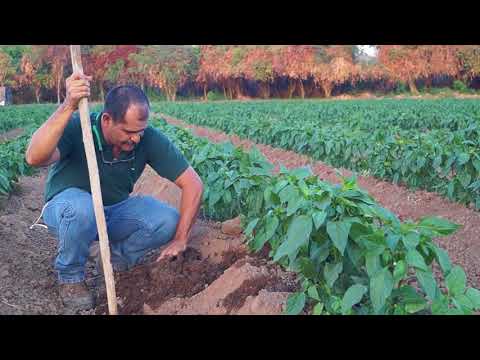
[25,73,203,312]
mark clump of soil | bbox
[95,247,251,315]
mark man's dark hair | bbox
[104,85,150,122]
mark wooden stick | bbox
[69,45,118,315]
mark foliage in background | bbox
[1,45,479,104]
[155,99,480,210]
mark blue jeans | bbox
[42,187,180,284]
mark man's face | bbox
[102,104,149,152]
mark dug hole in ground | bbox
[0,166,298,315]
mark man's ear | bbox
[102,112,114,126]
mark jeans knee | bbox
[61,200,96,232]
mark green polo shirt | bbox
[44,111,189,206]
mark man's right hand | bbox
[64,72,92,111]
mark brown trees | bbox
[2,45,480,103]
[0,50,13,87]
[377,46,430,94]
[45,46,69,104]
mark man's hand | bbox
[64,72,92,111]
[157,240,187,261]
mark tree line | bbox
[0,45,479,104]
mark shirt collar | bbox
[93,112,109,150]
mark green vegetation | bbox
[150,115,480,315]
[154,99,480,209]
[2,104,479,315]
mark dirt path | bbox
[161,114,480,289]
[0,128,24,143]
[0,169,69,314]
[0,167,298,315]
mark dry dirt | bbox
[0,167,298,315]
[0,128,24,143]
[161,114,480,290]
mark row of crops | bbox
[1,104,480,314]
[154,99,480,210]
[0,104,102,194]
[0,105,57,193]
[149,116,480,315]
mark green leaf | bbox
[473,159,480,172]
[430,243,452,275]
[263,186,273,205]
[208,191,222,208]
[252,216,279,251]
[465,288,480,309]
[273,215,312,262]
[445,308,465,315]
[346,242,362,269]
[468,179,480,191]
[314,193,331,210]
[285,292,306,315]
[386,233,401,251]
[326,220,352,255]
[402,232,420,250]
[290,166,312,180]
[369,267,394,314]
[416,269,438,300]
[249,167,271,176]
[395,285,425,303]
[0,173,10,193]
[324,261,343,288]
[418,216,460,236]
[299,258,317,280]
[457,152,470,166]
[310,239,330,264]
[312,211,327,230]
[458,171,471,188]
[365,253,381,277]
[273,179,289,194]
[455,294,474,311]
[446,266,466,297]
[406,249,428,271]
[447,181,455,198]
[279,184,298,204]
[307,285,321,301]
[393,260,407,285]
[431,294,451,315]
[244,218,259,236]
[349,222,372,242]
[341,284,367,314]
[313,302,324,315]
[405,301,427,314]
[286,196,304,216]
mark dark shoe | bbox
[59,282,95,312]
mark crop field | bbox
[1,100,480,315]
[155,99,480,209]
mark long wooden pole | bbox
[69,45,118,315]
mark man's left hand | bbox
[157,240,187,261]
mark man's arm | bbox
[25,72,91,167]
[157,166,204,260]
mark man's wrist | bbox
[171,236,189,245]
[60,100,77,114]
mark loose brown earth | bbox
[2,110,480,315]
[0,128,23,143]
[0,166,297,315]
[161,114,480,290]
